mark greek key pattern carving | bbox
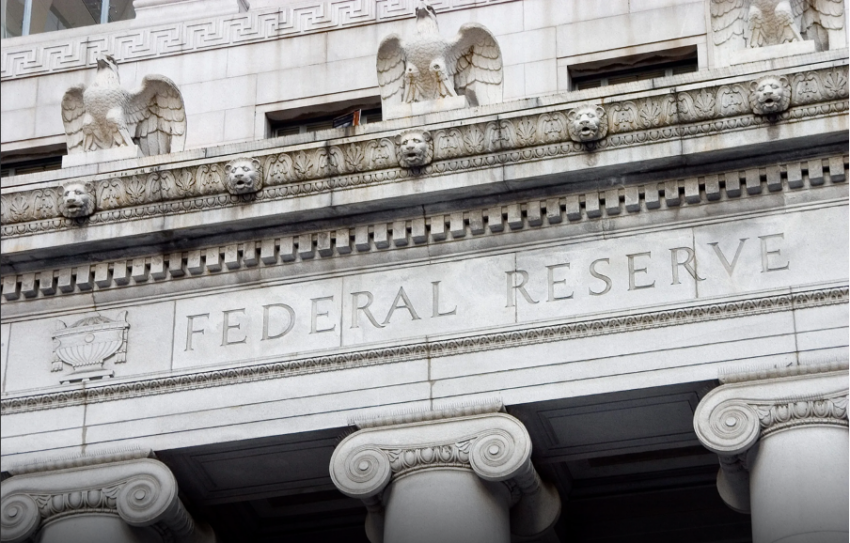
[1,152,845,303]
[1,65,847,240]
[1,285,845,414]
[1,0,519,80]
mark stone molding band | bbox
[0,0,520,80]
[0,284,845,415]
[0,457,214,543]
[1,152,846,303]
[1,64,847,239]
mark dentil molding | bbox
[0,455,215,543]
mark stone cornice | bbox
[1,284,845,415]
[0,457,214,543]
[694,369,849,456]
[1,64,847,252]
[0,0,520,80]
[1,151,846,304]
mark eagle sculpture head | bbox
[95,54,119,74]
[94,54,120,86]
[414,1,438,32]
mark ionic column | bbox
[0,451,216,543]
[329,405,560,543]
[694,364,849,543]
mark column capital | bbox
[694,364,848,514]
[332,412,533,498]
[330,408,560,541]
[694,366,848,456]
[0,451,214,543]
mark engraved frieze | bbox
[1,285,846,415]
[791,66,849,104]
[609,95,679,134]
[51,311,129,383]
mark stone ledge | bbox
[1,63,846,233]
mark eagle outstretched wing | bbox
[710,0,749,45]
[448,23,502,106]
[377,34,406,103]
[61,84,87,154]
[801,0,845,32]
[125,75,186,156]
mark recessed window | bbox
[267,98,382,139]
[1,146,65,177]
[2,0,135,39]
[570,46,698,91]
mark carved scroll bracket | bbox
[330,411,560,541]
[0,455,215,543]
[694,364,849,512]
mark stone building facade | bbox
[1,0,847,542]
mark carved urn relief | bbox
[51,311,129,383]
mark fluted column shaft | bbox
[694,367,848,543]
[330,410,560,543]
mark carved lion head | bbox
[224,157,263,195]
[749,76,791,115]
[60,183,95,218]
[567,105,608,142]
[395,130,433,168]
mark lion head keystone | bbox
[567,105,608,143]
[59,182,95,219]
[749,76,791,115]
[395,130,433,169]
[224,157,263,195]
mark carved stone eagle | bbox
[61,54,186,157]
[711,0,845,49]
[377,0,503,107]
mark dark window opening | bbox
[1,145,65,178]
[267,98,383,139]
[570,46,698,91]
[2,0,135,39]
